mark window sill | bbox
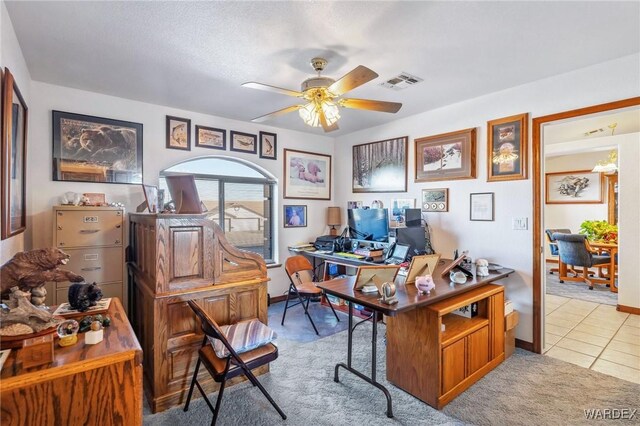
[267,263,282,269]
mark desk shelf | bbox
[441,315,489,347]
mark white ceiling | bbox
[6,1,640,136]
[544,108,640,145]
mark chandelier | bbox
[592,150,618,174]
[297,87,341,128]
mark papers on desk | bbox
[53,298,112,316]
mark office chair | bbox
[553,233,611,290]
[545,228,576,275]
[184,300,286,425]
[282,255,340,335]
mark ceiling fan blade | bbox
[242,82,303,97]
[340,98,402,113]
[328,65,379,96]
[251,105,302,123]
[319,111,339,133]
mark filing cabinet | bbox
[45,206,126,312]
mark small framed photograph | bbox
[283,149,331,200]
[284,205,307,228]
[487,113,528,182]
[470,192,494,221]
[230,131,257,154]
[142,184,159,213]
[259,131,277,159]
[545,170,603,204]
[422,188,449,212]
[82,193,106,206]
[389,198,415,227]
[415,128,476,182]
[195,125,226,150]
[347,201,363,209]
[166,115,191,150]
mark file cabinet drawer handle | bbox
[81,267,102,271]
[79,229,100,234]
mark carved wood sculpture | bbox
[0,248,85,305]
[0,287,61,336]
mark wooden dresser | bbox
[46,206,126,310]
[0,298,142,426]
[127,213,269,413]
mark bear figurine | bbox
[68,282,103,312]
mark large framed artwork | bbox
[284,148,331,200]
[487,113,528,182]
[545,170,603,204]
[1,68,28,239]
[352,136,407,193]
[415,128,476,182]
[52,111,143,184]
[166,115,191,151]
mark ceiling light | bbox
[298,90,340,128]
[592,150,618,174]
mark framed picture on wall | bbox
[230,131,257,154]
[470,192,494,221]
[421,188,449,212]
[1,68,28,239]
[284,205,307,228]
[52,111,143,184]
[352,136,407,193]
[545,170,604,204]
[166,115,191,151]
[487,113,528,182]
[415,128,476,182]
[195,125,225,150]
[283,149,331,200]
[259,131,277,159]
[389,198,415,227]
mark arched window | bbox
[159,157,276,263]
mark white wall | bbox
[27,81,334,296]
[334,53,640,343]
[0,2,31,264]
[544,151,610,253]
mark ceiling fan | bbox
[242,57,402,132]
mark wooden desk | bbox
[590,241,618,293]
[317,262,513,417]
[0,298,143,426]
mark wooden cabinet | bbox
[46,206,126,310]
[386,284,504,409]
[128,213,269,413]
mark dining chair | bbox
[184,300,286,425]
[553,233,611,290]
[545,228,576,275]
[282,255,340,335]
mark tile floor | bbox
[544,294,640,384]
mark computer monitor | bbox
[165,175,204,214]
[396,226,427,256]
[347,208,389,242]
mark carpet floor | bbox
[545,266,617,306]
[143,322,639,425]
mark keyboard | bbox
[385,258,402,265]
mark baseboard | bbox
[270,294,287,304]
[515,338,534,352]
[617,304,640,315]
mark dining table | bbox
[589,240,618,293]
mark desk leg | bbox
[334,301,394,418]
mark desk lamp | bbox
[327,207,341,236]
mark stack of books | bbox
[354,248,384,257]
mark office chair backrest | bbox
[285,255,314,284]
[187,300,241,360]
[545,228,571,255]
[553,233,593,267]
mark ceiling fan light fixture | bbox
[298,99,340,128]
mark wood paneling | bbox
[128,213,269,413]
[0,298,142,426]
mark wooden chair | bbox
[554,233,611,290]
[281,255,340,335]
[184,300,286,425]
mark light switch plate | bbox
[512,217,528,230]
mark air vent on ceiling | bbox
[381,72,423,90]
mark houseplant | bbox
[579,220,618,243]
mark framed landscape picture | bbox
[2,68,28,239]
[352,136,407,193]
[195,125,225,150]
[166,115,190,151]
[283,205,307,228]
[421,188,449,212]
[415,128,476,182]
[487,113,528,182]
[52,110,143,185]
[259,131,277,159]
[230,131,257,154]
[284,149,331,200]
[545,170,603,204]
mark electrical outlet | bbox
[512,217,528,230]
